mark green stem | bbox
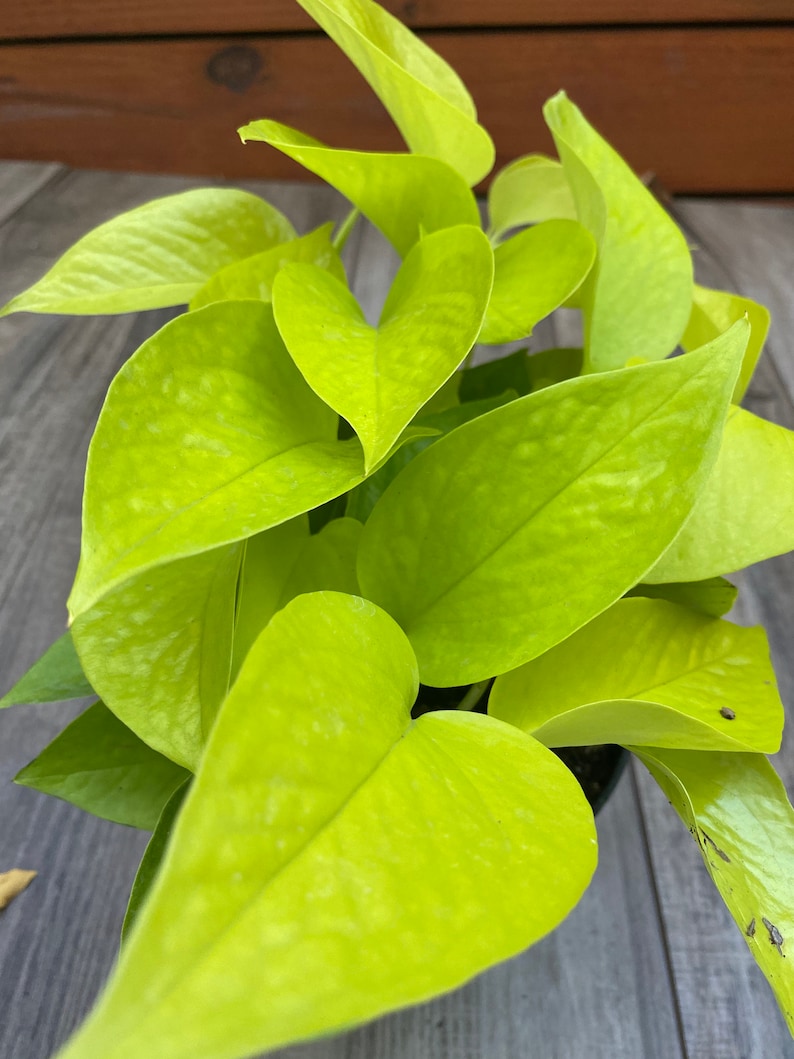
[333,206,361,251]
[456,680,491,712]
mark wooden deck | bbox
[0,161,792,1059]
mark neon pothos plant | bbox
[2,0,793,1053]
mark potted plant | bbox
[1,0,792,1054]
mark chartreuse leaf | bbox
[648,406,794,583]
[626,576,737,618]
[232,516,362,677]
[15,702,189,830]
[54,592,596,1059]
[295,0,494,186]
[358,321,746,686]
[239,121,479,257]
[122,781,190,943]
[189,224,345,311]
[72,546,241,771]
[345,392,515,523]
[487,154,577,242]
[1,189,295,317]
[682,284,770,402]
[479,219,595,344]
[544,92,693,372]
[634,748,794,1033]
[0,632,92,708]
[489,598,782,753]
[458,347,584,402]
[273,226,493,471]
[68,301,365,619]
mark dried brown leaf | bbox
[0,868,37,910]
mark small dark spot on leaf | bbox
[206,45,264,94]
[719,706,736,720]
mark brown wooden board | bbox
[1,26,793,193]
[1,0,793,40]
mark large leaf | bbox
[72,546,242,770]
[15,701,189,830]
[479,219,595,345]
[544,92,693,372]
[239,121,479,257]
[487,154,577,242]
[1,189,295,316]
[0,632,92,708]
[648,406,794,583]
[634,747,794,1033]
[357,321,746,685]
[68,301,365,617]
[296,0,494,185]
[489,598,783,753]
[682,284,770,403]
[189,224,346,311]
[122,782,190,942]
[54,592,596,1059]
[626,576,737,618]
[232,516,362,678]
[273,226,493,470]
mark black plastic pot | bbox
[412,682,629,815]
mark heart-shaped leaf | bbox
[489,597,783,753]
[273,225,493,470]
[69,301,364,617]
[54,592,595,1059]
[357,321,746,685]
[1,189,295,316]
[15,701,189,830]
[239,121,479,256]
[626,576,737,617]
[487,154,577,242]
[634,747,794,1034]
[682,283,770,402]
[72,546,241,770]
[0,632,92,709]
[478,219,595,344]
[648,406,794,583]
[189,224,346,311]
[544,92,693,371]
[296,0,494,185]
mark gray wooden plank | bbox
[0,160,65,227]
[633,198,794,1059]
[0,162,683,1059]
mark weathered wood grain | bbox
[2,26,794,191]
[632,198,794,1059]
[3,0,793,39]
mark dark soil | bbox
[412,682,628,815]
